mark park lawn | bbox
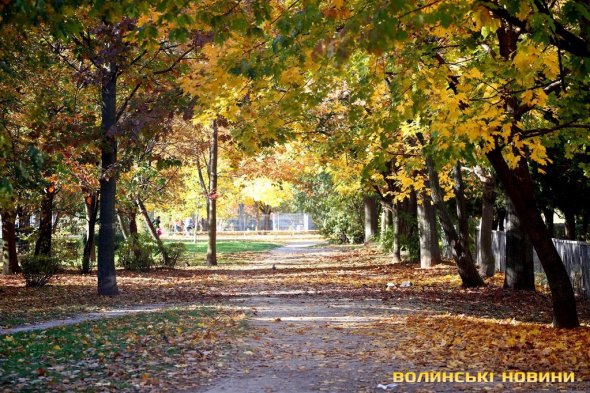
[170,240,282,265]
[0,306,247,392]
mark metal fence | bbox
[477,230,590,300]
[217,212,316,232]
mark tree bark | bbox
[206,120,218,266]
[496,207,506,231]
[363,195,379,243]
[453,162,471,255]
[1,209,20,274]
[117,211,129,241]
[97,67,119,296]
[564,211,576,240]
[259,204,272,231]
[82,192,99,274]
[128,211,138,237]
[424,156,484,287]
[504,196,535,290]
[488,21,578,327]
[542,208,555,237]
[477,169,496,277]
[392,202,402,263]
[486,148,579,327]
[381,207,393,235]
[52,212,62,235]
[16,208,31,255]
[417,191,441,268]
[34,185,56,256]
[137,198,169,265]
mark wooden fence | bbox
[477,230,590,300]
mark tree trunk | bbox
[486,148,579,328]
[97,67,119,296]
[255,201,260,231]
[496,208,506,231]
[82,192,99,274]
[363,195,379,242]
[417,191,441,268]
[16,208,31,255]
[392,202,402,263]
[259,204,272,231]
[117,211,129,241]
[1,209,20,274]
[137,198,169,265]
[504,196,535,290]
[425,156,484,287]
[128,211,138,237]
[564,211,576,240]
[453,162,471,255]
[52,211,62,235]
[34,185,56,256]
[582,212,589,241]
[542,208,555,237]
[206,120,218,266]
[381,206,393,235]
[478,170,496,277]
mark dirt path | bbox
[190,242,414,393]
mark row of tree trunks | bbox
[424,155,485,287]
[491,22,578,327]
[1,209,20,274]
[486,148,579,328]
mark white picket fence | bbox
[477,230,590,300]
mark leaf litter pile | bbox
[1,243,590,391]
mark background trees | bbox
[1,0,589,328]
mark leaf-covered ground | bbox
[1,241,590,392]
[0,306,247,392]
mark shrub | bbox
[117,235,156,272]
[21,254,60,287]
[53,238,82,271]
[380,227,395,252]
[162,242,186,268]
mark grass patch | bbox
[166,240,282,265]
[0,306,247,392]
[178,240,282,254]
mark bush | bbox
[320,208,365,244]
[162,242,186,268]
[117,235,156,272]
[21,254,60,287]
[380,227,395,252]
[293,172,365,244]
[53,238,82,271]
